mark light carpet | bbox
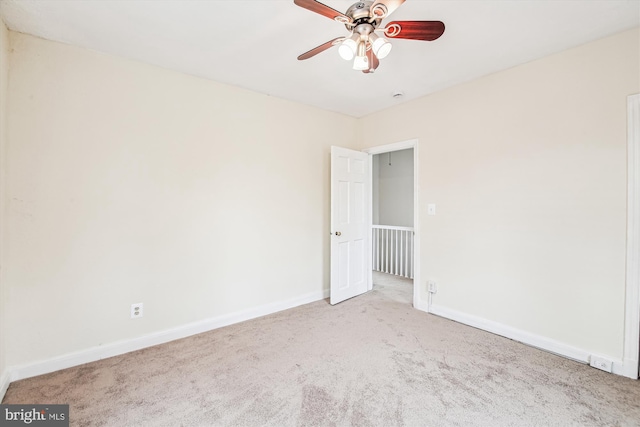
[3,272,639,426]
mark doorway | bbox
[371,148,414,304]
[365,139,420,309]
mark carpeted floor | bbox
[3,272,640,426]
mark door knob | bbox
[335,231,342,236]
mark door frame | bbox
[364,139,421,310]
[623,93,640,379]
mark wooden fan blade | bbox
[297,37,344,60]
[362,49,379,73]
[294,0,352,23]
[370,0,406,18]
[384,21,445,41]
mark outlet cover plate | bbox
[131,303,144,319]
[589,356,612,373]
[427,281,437,293]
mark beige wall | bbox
[361,28,640,360]
[0,19,8,385]
[2,24,638,377]
[5,32,359,367]
[373,148,414,227]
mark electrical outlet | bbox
[131,303,143,319]
[427,281,437,293]
[589,356,612,373]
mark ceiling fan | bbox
[294,0,445,73]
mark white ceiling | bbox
[0,0,638,117]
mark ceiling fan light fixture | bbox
[293,0,446,72]
[338,37,358,60]
[370,33,392,59]
[338,33,360,60]
[352,55,369,71]
[353,40,369,70]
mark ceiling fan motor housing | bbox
[344,1,383,30]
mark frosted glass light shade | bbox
[352,55,369,70]
[372,36,392,59]
[338,38,357,60]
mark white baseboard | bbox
[0,368,10,402]
[6,288,329,386]
[414,296,428,312]
[427,304,627,377]
[619,358,639,379]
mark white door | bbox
[330,146,371,305]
